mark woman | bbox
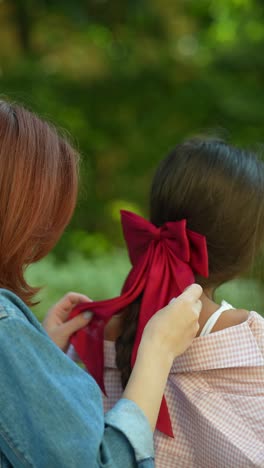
[0,100,202,467]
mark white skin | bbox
[43,292,93,352]
[43,284,203,431]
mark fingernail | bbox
[183,284,193,292]
[83,312,92,319]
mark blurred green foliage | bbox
[0,0,264,308]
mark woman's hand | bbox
[123,284,202,431]
[142,283,202,364]
[43,293,93,352]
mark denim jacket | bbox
[0,289,154,468]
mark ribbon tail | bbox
[156,396,174,438]
[71,317,106,395]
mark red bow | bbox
[69,211,208,437]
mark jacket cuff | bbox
[105,398,154,462]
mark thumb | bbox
[61,312,93,338]
[182,283,203,301]
[169,284,203,317]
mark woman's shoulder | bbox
[0,288,42,330]
[0,288,23,316]
[0,288,28,315]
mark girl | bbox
[68,138,264,467]
[0,100,202,468]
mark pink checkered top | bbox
[102,303,264,467]
[68,302,264,466]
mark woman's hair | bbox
[0,100,79,305]
[116,137,264,388]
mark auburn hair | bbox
[0,101,79,305]
[116,138,264,388]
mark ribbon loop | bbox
[121,210,207,274]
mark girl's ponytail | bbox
[115,299,141,389]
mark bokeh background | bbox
[1,0,263,318]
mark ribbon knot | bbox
[69,211,208,438]
[154,227,162,241]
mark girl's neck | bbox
[197,289,220,336]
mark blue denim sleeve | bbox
[105,399,154,462]
[0,292,154,468]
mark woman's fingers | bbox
[59,311,93,339]
[43,292,93,351]
[46,311,93,352]
[143,284,203,362]
[193,299,202,317]
[169,284,202,319]
[49,292,92,321]
[171,283,202,306]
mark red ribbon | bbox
[69,211,208,437]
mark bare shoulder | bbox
[211,308,249,333]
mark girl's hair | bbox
[0,101,79,305]
[116,137,264,388]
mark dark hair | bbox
[116,137,264,388]
[0,101,79,305]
